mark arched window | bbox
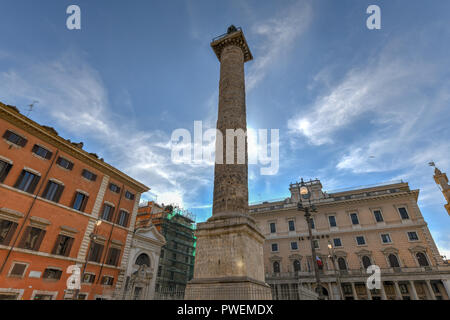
[293,260,301,272]
[338,257,347,270]
[362,256,372,269]
[388,254,400,268]
[135,253,150,267]
[273,261,280,273]
[416,252,429,267]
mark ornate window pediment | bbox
[288,254,302,261]
[381,246,399,255]
[269,255,282,262]
[408,245,428,254]
[355,249,372,256]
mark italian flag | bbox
[316,256,323,269]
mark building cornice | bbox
[0,102,149,193]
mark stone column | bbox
[442,279,450,298]
[425,280,436,300]
[328,283,334,300]
[409,280,419,300]
[366,285,372,300]
[380,282,387,300]
[185,26,271,300]
[350,282,358,300]
[393,281,402,300]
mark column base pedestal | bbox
[185,277,272,300]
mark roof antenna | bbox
[26,100,39,117]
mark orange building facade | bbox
[0,102,149,300]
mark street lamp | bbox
[296,178,324,300]
[328,241,344,300]
[73,219,102,300]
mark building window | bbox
[333,238,342,247]
[362,256,372,269]
[373,210,384,222]
[81,169,97,182]
[109,183,120,193]
[310,218,315,229]
[3,130,27,147]
[399,284,408,294]
[269,222,276,233]
[33,294,54,300]
[160,250,164,258]
[32,145,52,159]
[101,276,114,286]
[9,262,28,277]
[291,242,298,250]
[56,157,74,170]
[136,253,150,267]
[125,191,135,200]
[288,220,295,231]
[293,260,301,272]
[170,271,174,280]
[72,192,89,212]
[381,234,392,244]
[42,268,62,280]
[338,257,347,270]
[117,210,129,227]
[82,273,95,283]
[51,235,74,257]
[88,242,104,263]
[157,266,162,277]
[416,252,429,267]
[14,170,41,194]
[0,160,13,183]
[42,180,64,203]
[273,261,280,273]
[388,254,400,268]
[271,243,278,252]
[18,226,46,251]
[106,247,121,266]
[407,231,419,241]
[342,284,352,295]
[356,236,366,245]
[100,204,114,222]
[398,207,410,220]
[328,215,337,227]
[350,213,359,225]
[0,219,18,245]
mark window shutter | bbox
[45,150,53,160]
[2,130,10,139]
[65,237,74,257]
[18,136,27,147]
[32,145,39,154]
[33,229,46,251]
[124,212,129,227]
[14,170,26,188]
[92,174,97,182]
[56,157,62,166]
[28,175,41,194]
[54,185,64,203]
[80,195,89,212]
[67,161,74,170]
[51,235,62,255]
[97,244,104,263]
[0,163,12,183]
[18,226,32,248]
[41,181,51,199]
[2,222,18,246]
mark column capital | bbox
[211,28,253,62]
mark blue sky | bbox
[1,1,449,256]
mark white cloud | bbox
[246,1,312,91]
[0,52,213,214]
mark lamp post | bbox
[73,219,102,300]
[296,178,324,300]
[328,241,344,300]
